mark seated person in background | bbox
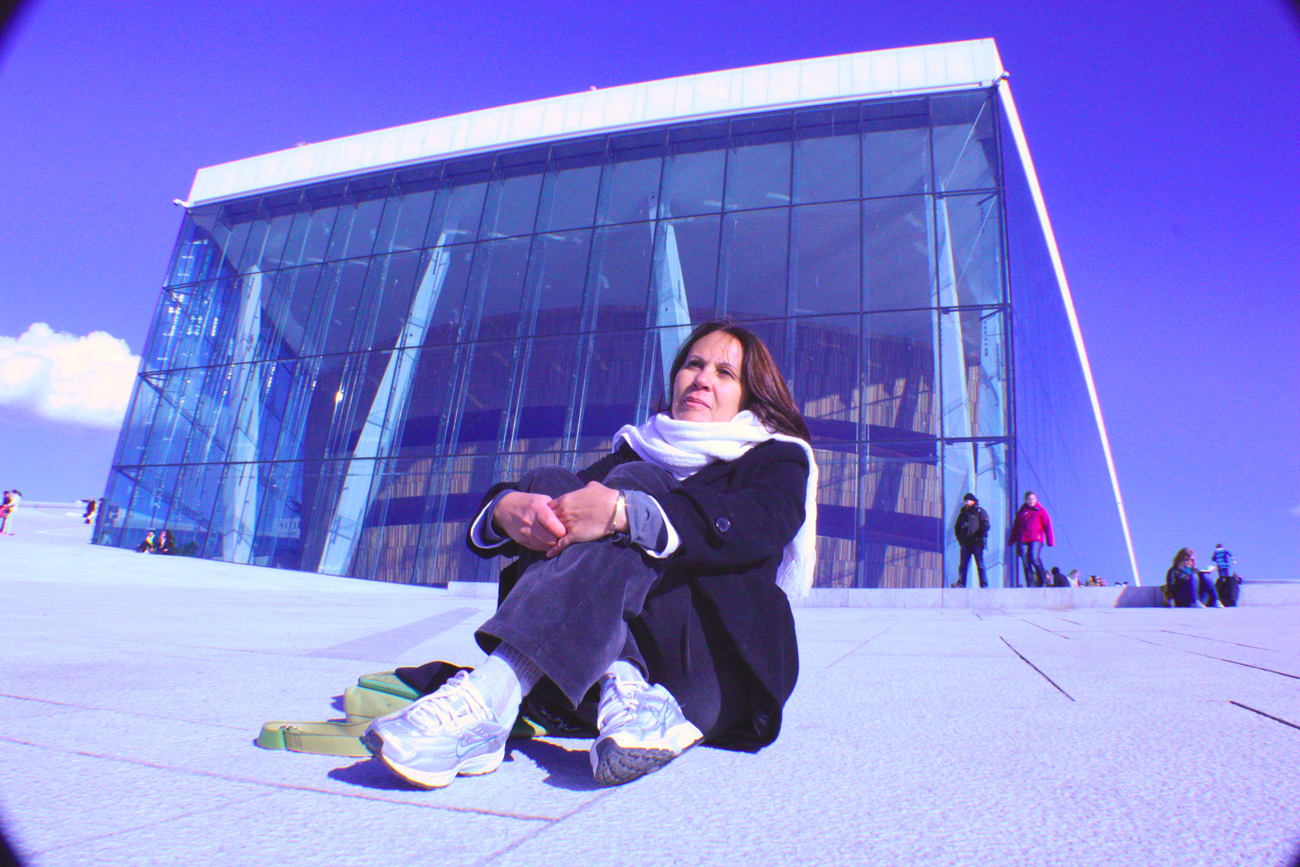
[153,529,175,555]
[135,530,157,553]
[364,321,817,790]
[1164,548,1222,607]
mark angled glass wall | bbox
[100,87,1034,588]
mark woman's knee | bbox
[603,461,677,494]
[516,465,583,498]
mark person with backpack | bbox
[952,492,990,588]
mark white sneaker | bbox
[362,671,512,788]
[590,677,703,786]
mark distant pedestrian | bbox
[1008,491,1054,587]
[83,498,98,524]
[0,489,19,535]
[1211,543,1234,582]
[952,492,990,588]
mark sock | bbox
[468,643,543,720]
[604,659,649,686]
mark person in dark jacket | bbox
[1007,491,1054,587]
[1164,548,1222,607]
[365,322,817,790]
[952,492,990,588]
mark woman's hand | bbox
[492,491,568,552]
[546,482,621,558]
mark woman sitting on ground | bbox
[364,321,817,789]
[1165,548,1221,607]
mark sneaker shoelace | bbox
[598,678,656,731]
[405,673,491,733]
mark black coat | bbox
[471,439,809,751]
[954,504,990,549]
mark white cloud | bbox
[0,323,139,429]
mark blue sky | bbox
[1,0,1297,584]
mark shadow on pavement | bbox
[509,739,604,791]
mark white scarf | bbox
[613,411,819,601]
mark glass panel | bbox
[863,196,935,311]
[813,446,858,588]
[862,98,931,197]
[503,333,582,453]
[571,329,651,452]
[282,206,337,268]
[651,216,719,325]
[256,213,295,272]
[724,128,792,211]
[536,156,602,232]
[271,357,323,462]
[164,212,225,287]
[596,149,663,225]
[409,453,505,586]
[395,344,461,458]
[584,222,654,333]
[939,307,1007,439]
[317,259,370,355]
[464,237,530,343]
[520,230,591,337]
[788,315,860,445]
[859,440,942,588]
[426,176,488,246]
[374,188,436,254]
[793,122,860,205]
[659,140,726,218]
[936,193,1003,308]
[324,197,384,262]
[931,91,998,192]
[864,309,937,440]
[417,244,475,348]
[115,377,163,467]
[790,201,860,316]
[283,265,325,358]
[719,208,788,320]
[236,219,270,274]
[482,169,544,239]
[454,339,516,452]
[354,251,422,352]
[942,440,1009,587]
[320,351,393,462]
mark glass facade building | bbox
[98,41,1139,590]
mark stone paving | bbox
[1,506,1298,866]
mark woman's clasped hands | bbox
[492,482,624,558]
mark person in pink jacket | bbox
[1008,491,1054,587]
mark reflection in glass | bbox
[659,144,725,218]
[863,196,934,311]
[863,99,931,197]
[790,202,860,316]
[794,124,860,205]
[724,131,792,211]
[864,309,937,439]
[719,208,788,320]
[931,92,999,192]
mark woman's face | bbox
[671,331,745,423]
[1025,493,1038,507]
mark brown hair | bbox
[665,320,810,441]
[1172,547,1194,568]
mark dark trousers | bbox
[957,543,987,587]
[475,463,751,741]
[1016,541,1048,587]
